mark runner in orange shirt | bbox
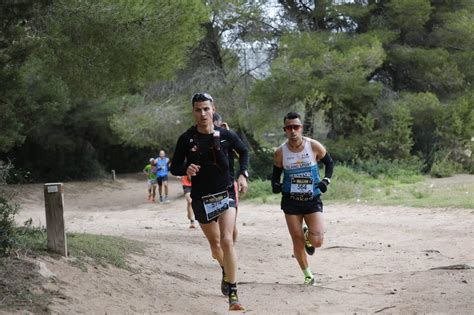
[180,175,196,229]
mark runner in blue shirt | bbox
[156,150,170,203]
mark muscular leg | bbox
[232,181,239,243]
[284,214,307,270]
[218,208,238,283]
[303,212,324,248]
[233,209,238,243]
[200,221,224,266]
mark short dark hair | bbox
[283,112,301,123]
[213,113,222,123]
[191,92,213,106]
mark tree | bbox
[250,0,473,173]
[251,31,385,138]
[2,0,210,180]
[110,0,274,150]
[0,1,50,152]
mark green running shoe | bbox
[303,226,315,255]
[304,276,315,285]
[228,289,245,311]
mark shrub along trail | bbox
[11,174,474,314]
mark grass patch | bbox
[14,223,145,270]
[242,166,474,209]
[67,233,145,271]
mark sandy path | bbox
[10,174,474,314]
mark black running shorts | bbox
[182,185,191,194]
[157,175,168,185]
[192,186,237,224]
[281,194,323,215]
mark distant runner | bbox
[179,175,196,229]
[143,158,158,202]
[156,150,171,203]
[272,112,334,285]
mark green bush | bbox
[248,147,274,180]
[352,158,424,179]
[241,179,273,201]
[0,162,19,256]
[14,219,47,253]
[430,158,462,178]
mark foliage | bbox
[251,31,385,138]
[2,0,473,180]
[1,0,210,180]
[429,159,460,178]
[240,179,274,203]
[0,161,19,256]
[249,0,472,175]
[434,92,474,172]
[401,92,443,164]
[388,46,464,96]
[351,158,425,180]
[109,94,190,151]
[35,0,209,98]
[239,129,275,180]
[244,165,474,209]
[429,151,463,178]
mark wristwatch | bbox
[240,170,249,179]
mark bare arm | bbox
[309,138,327,162]
[274,147,283,168]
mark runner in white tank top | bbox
[281,137,322,201]
[271,112,334,285]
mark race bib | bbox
[290,176,314,201]
[202,190,230,221]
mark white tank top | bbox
[281,137,321,198]
[282,138,317,170]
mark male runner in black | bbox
[170,93,249,311]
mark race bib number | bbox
[290,176,314,201]
[202,190,230,221]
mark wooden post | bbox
[44,183,67,256]
[111,169,116,181]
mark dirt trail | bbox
[10,174,474,314]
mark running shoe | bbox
[164,197,170,204]
[228,290,245,311]
[159,196,164,204]
[303,226,315,256]
[221,272,230,295]
[304,276,315,285]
